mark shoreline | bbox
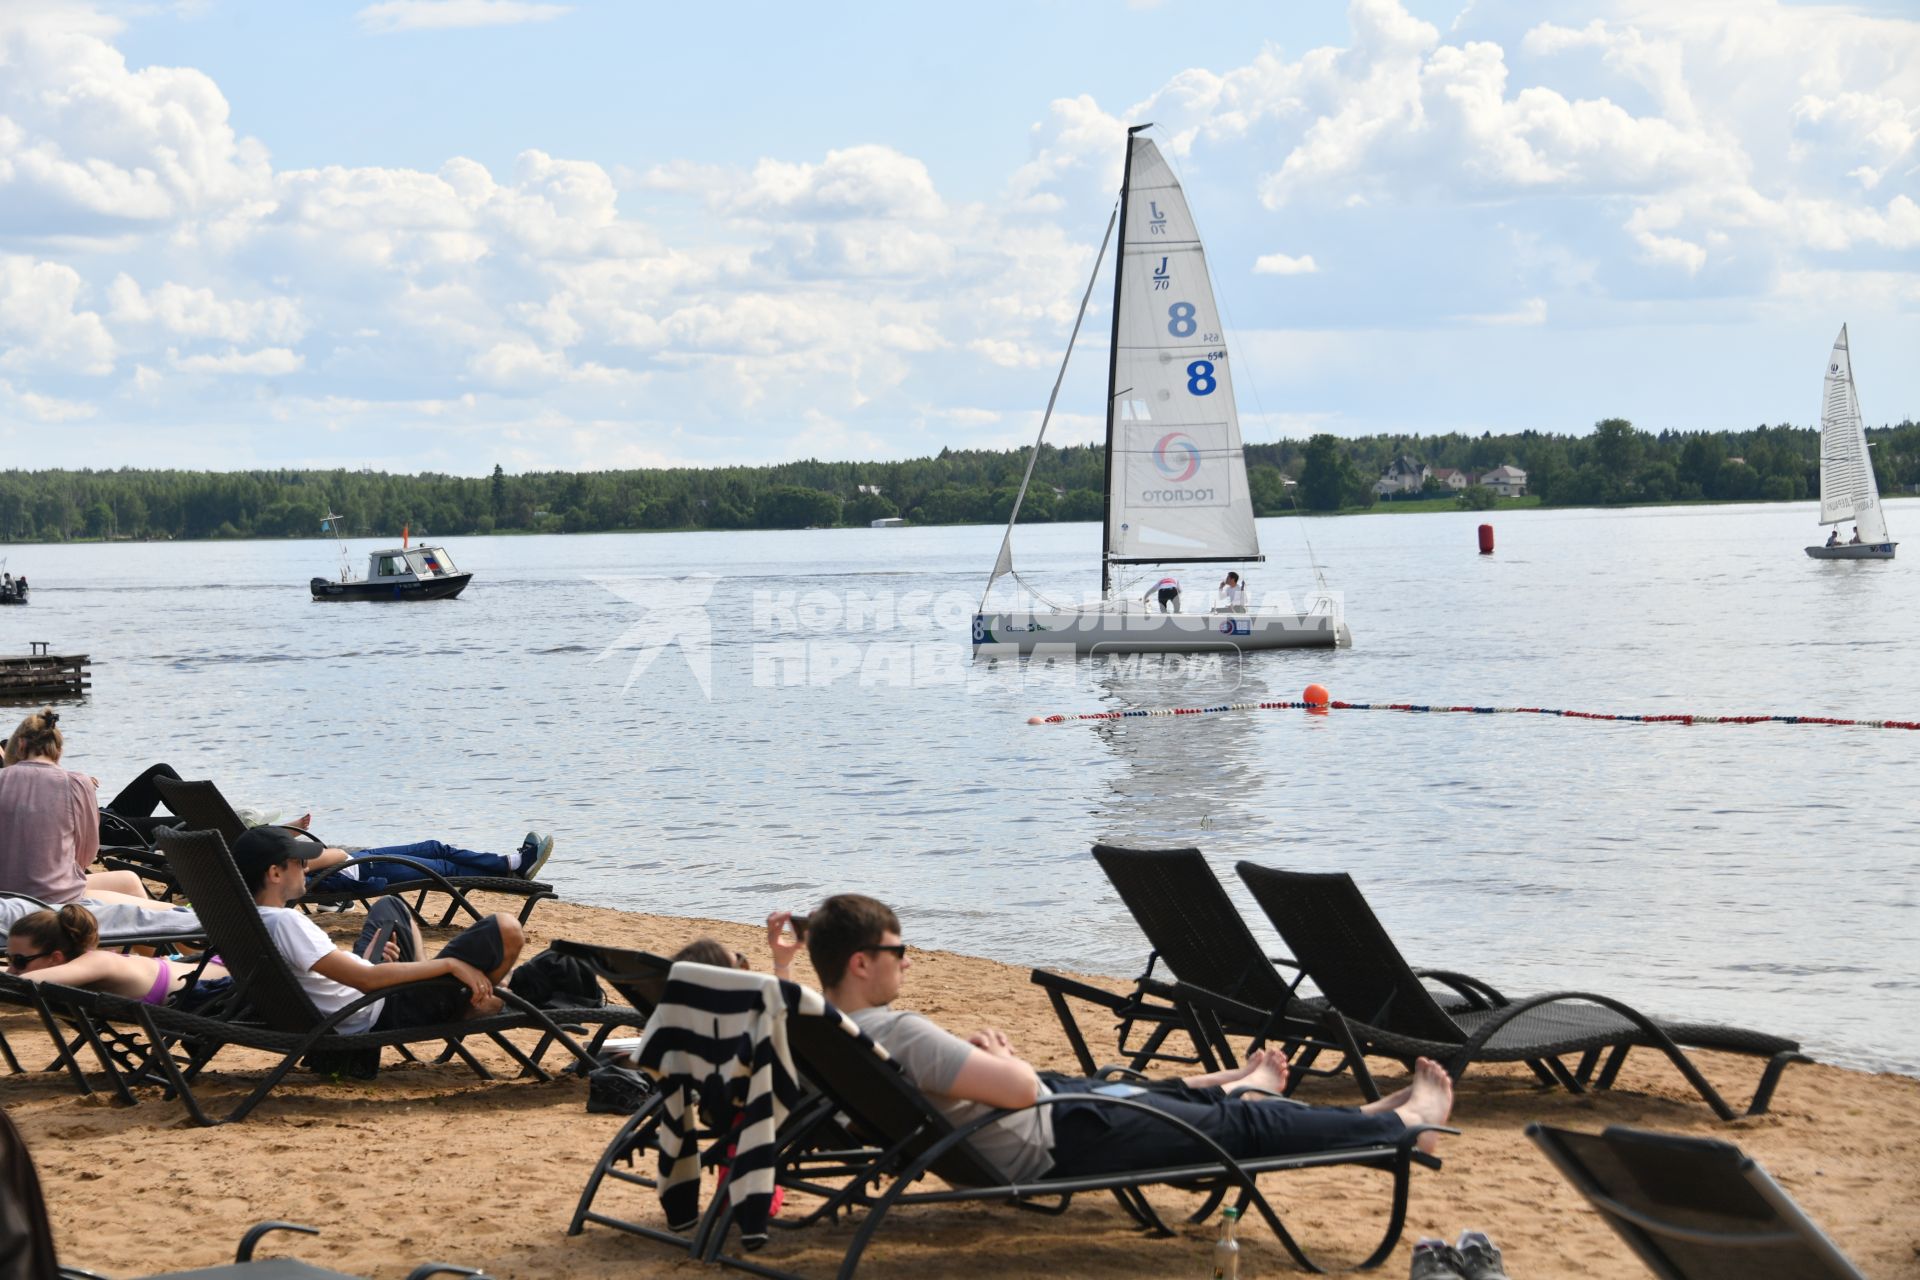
[8,893,1919,1279]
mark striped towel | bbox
[635,962,817,1246]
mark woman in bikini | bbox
[5,904,227,1004]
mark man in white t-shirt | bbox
[1217,571,1248,613]
[232,826,523,1032]
[797,893,1454,1183]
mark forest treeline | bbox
[2,418,1915,542]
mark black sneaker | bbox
[1454,1231,1509,1280]
[516,831,555,881]
[1410,1238,1465,1280]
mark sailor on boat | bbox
[1143,576,1182,613]
[1218,572,1247,613]
[1826,530,1841,547]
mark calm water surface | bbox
[4,501,1916,1074]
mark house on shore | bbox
[1479,465,1529,497]
[1373,456,1430,497]
[1429,467,1469,491]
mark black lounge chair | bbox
[1031,845,1342,1080]
[91,828,611,1125]
[571,947,1450,1278]
[152,776,554,927]
[1527,1124,1867,1279]
[1235,863,1808,1119]
[0,1109,491,1279]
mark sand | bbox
[6,895,1918,1279]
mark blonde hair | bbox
[5,709,62,764]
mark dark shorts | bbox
[373,915,505,1031]
[1156,587,1179,607]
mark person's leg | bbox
[350,896,416,962]
[83,870,151,901]
[105,764,182,818]
[1047,1086,1412,1178]
[355,839,515,879]
[375,913,521,1029]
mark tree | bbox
[755,485,842,528]
[1591,418,1644,477]
[1300,434,1356,512]
[490,464,507,521]
[845,491,898,526]
[1455,485,1497,511]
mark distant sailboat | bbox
[972,125,1348,654]
[1805,325,1896,560]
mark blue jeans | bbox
[313,840,513,893]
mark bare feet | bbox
[1224,1047,1291,1096]
[1182,1057,1260,1090]
[289,813,313,830]
[1360,1082,1413,1115]
[1391,1058,1455,1155]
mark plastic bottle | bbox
[1211,1205,1240,1278]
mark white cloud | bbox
[169,346,304,375]
[0,255,116,374]
[1253,252,1319,275]
[1460,296,1548,326]
[722,146,946,221]
[0,377,96,422]
[108,276,306,344]
[356,1,571,34]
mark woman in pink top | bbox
[0,710,151,905]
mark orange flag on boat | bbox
[402,524,409,548]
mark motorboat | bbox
[310,517,471,600]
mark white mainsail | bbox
[1817,324,1888,544]
[1105,137,1260,569]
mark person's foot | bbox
[1452,1231,1509,1280]
[1392,1058,1455,1155]
[516,832,555,880]
[1361,1082,1414,1115]
[288,812,313,830]
[1409,1238,1465,1280]
[1224,1046,1291,1096]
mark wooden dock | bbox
[0,646,91,700]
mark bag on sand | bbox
[587,1063,654,1115]
[507,947,606,1010]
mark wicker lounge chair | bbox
[571,949,1450,1278]
[1030,845,1342,1080]
[1235,863,1808,1119]
[0,1108,491,1279]
[1527,1124,1867,1278]
[96,828,610,1125]
[152,776,554,927]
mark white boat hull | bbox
[1806,542,1896,560]
[973,608,1350,655]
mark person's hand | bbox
[446,958,492,1005]
[967,1027,1014,1058]
[381,938,400,962]
[89,775,101,787]
[766,910,802,976]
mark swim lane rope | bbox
[1028,700,1920,730]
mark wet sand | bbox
[7,895,1918,1278]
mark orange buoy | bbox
[1303,683,1329,707]
[1478,523,1494,555]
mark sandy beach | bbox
[6,893,1918,1279]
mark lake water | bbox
[3,501,1916,1074]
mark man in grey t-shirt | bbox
[798,893,1456,1184]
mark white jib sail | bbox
[1106,138,1260,565]
[1817,324,1889,543]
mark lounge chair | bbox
[0,1108,491,1279]
[152,776,554,927]
[93,828,612,1125]
[1030,845,1341,1080]
[572,949,1451,1277]
[1527,1124,1867,1279]
[1235,862,1808,1119]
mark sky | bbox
[1,0,1917,476]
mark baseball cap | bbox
[230,825,323,883]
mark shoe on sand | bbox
[517,832,555,881]
[1410,1238,1464,1280]
[1453,1231,1509,1280]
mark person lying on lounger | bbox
[232,826,523,1030]
[7,903,229,1003]
[789,893,1455,1182]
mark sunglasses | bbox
[6,950,51,970]
[864,944,907,959]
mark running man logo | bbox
[590,572,719,698]
[1152,432,1201,483]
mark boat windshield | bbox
[421,548,456,575]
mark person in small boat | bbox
[1217,571,1248,613]
[1143,576,1182,613]
[6,903,228,1004]
[0,711,153,906]
[1850,526,1863,544]
[1826,529,1842,547]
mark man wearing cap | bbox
[231,826,524,1030]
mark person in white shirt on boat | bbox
[1217,572,1247,614]
[1142,576,1181,613]
[1825,530,1841,547]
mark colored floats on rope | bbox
[1024,697,1920,731]
[1478,523,1494,555]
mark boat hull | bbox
[973,608,1349,655]
[1805,543,1896,560]
[310,574,473,601]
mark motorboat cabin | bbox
[310,544,472,601]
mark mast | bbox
[1100,124,1151,599]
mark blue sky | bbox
[2,0,1917,474]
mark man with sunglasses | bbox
[799,893,1454,1184]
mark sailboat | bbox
[972,125,1350,654]
[1805,324,1896,560]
